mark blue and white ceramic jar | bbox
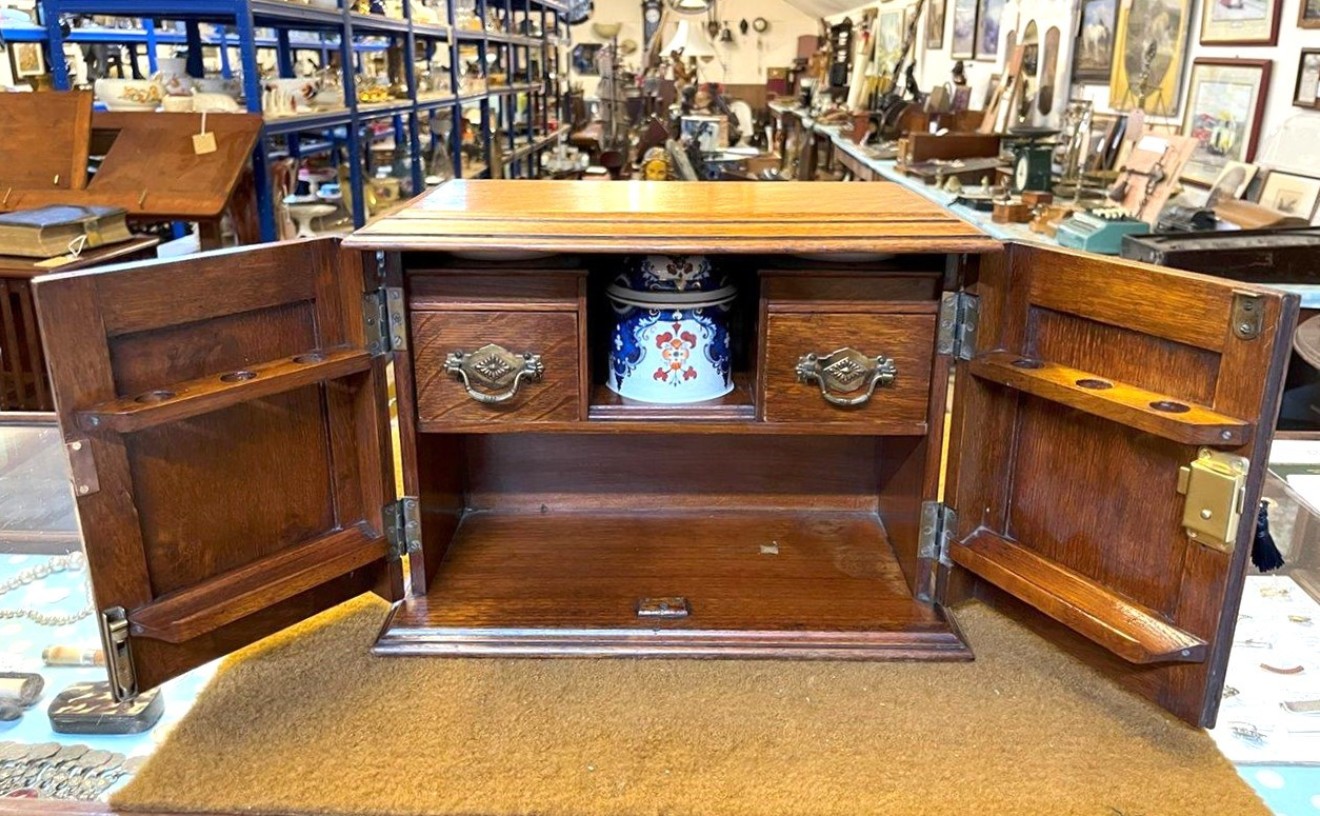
[607,255,736,404]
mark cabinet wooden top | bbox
[344,180,1001,255]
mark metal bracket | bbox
[637,597,690,618]
[364,287,408,356]
[100,607,137,702]
[1177,449,1249,553]
[1231,292,1262,341]
[65,439,99,497]
[918,500,957,567]
[384,497,422,560]
[938,292,980,361]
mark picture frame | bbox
[1072,0,1118,82]
[1258,171,1320,220]
[9,42,46,79]
[1206,161,1258,206]
[1301,0,1320,29]
[925,0,947,49]
[570,43,602,76]
[1179,58,1270,188]
[975,0,1005,60]
[1109,0,1192,116]
[1199,0,1282,45]
[950,0,978,59]
[1295,49,1320,109]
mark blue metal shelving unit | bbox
[11,0,567,241]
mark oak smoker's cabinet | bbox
[33,182,1297,728]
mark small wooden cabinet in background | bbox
[33,182,1297,729]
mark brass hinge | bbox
[65,439,99,497]
[363,287,408,356]
[100,607,137,702]
[384,497,422,560]
[1177,449,1249,553]
[1231,291,1263,341]
[918,500,957,567]
[938,292,980,361]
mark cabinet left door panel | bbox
[33,238,399,699]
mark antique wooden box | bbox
[33,182,1298,728]
[1121,227,1320,284]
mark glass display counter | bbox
[0,414,213,800]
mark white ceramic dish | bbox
[94,78,162,111]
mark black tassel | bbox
[1252,500,1285,573]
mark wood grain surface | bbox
[377,511,971,660]
[0,91,92,195]
[32,238,398,695]
[345,181,1000,254]
[761,312,936,425]
[412,310,582,425]
[942,243,1298,726]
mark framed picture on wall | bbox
[570,44,602,75]
[9,42,45,79]
[1109,0,1192,115]
[926,0,947,49]
[1295,49,1320,109]
[950,0,978,59]
[1301,0,1320,29]
[1206,161,1259,206]
[1072,0,1118,82]
[975,0,1005,60]
[1199,0,1282,45]
[1258,171,1320,220]
[1179,59,1270,187]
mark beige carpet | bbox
[112,596,1267,816]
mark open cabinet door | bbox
[943,243,1298,727]
[33,238,400,700]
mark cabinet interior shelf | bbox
[376,510,973,660]
[948,530,1208,665]
[969,351,1251,446]
[79,347,370,434]
[588,376,756,422]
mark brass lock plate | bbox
[1176,448,1249,553]
[636,597,690,619]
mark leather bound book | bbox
[0,205,133,259]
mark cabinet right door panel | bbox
[943,243,1298,727]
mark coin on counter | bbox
[77,749,113,770]
[50,744,88,764]
[25,742,60,760]
[0,701,21,722]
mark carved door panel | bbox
[943,243,1297,726]
[34,238,399,698]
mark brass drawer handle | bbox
[444,343,544,405]
[795,348,897,407]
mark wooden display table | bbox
[0,236,158,411]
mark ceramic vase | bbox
[607,255,735,404]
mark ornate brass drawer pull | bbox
[795,348,897,407]
[444,343,544,404]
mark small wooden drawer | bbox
[413,310,582,425]
[761,311,936,427]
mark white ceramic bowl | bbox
[192,92,241,113]
[95,78,162,111]
[193,77,241,97]
[161,95,194,112]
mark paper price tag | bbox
[193,111,217,155]
[193,131,218,155]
